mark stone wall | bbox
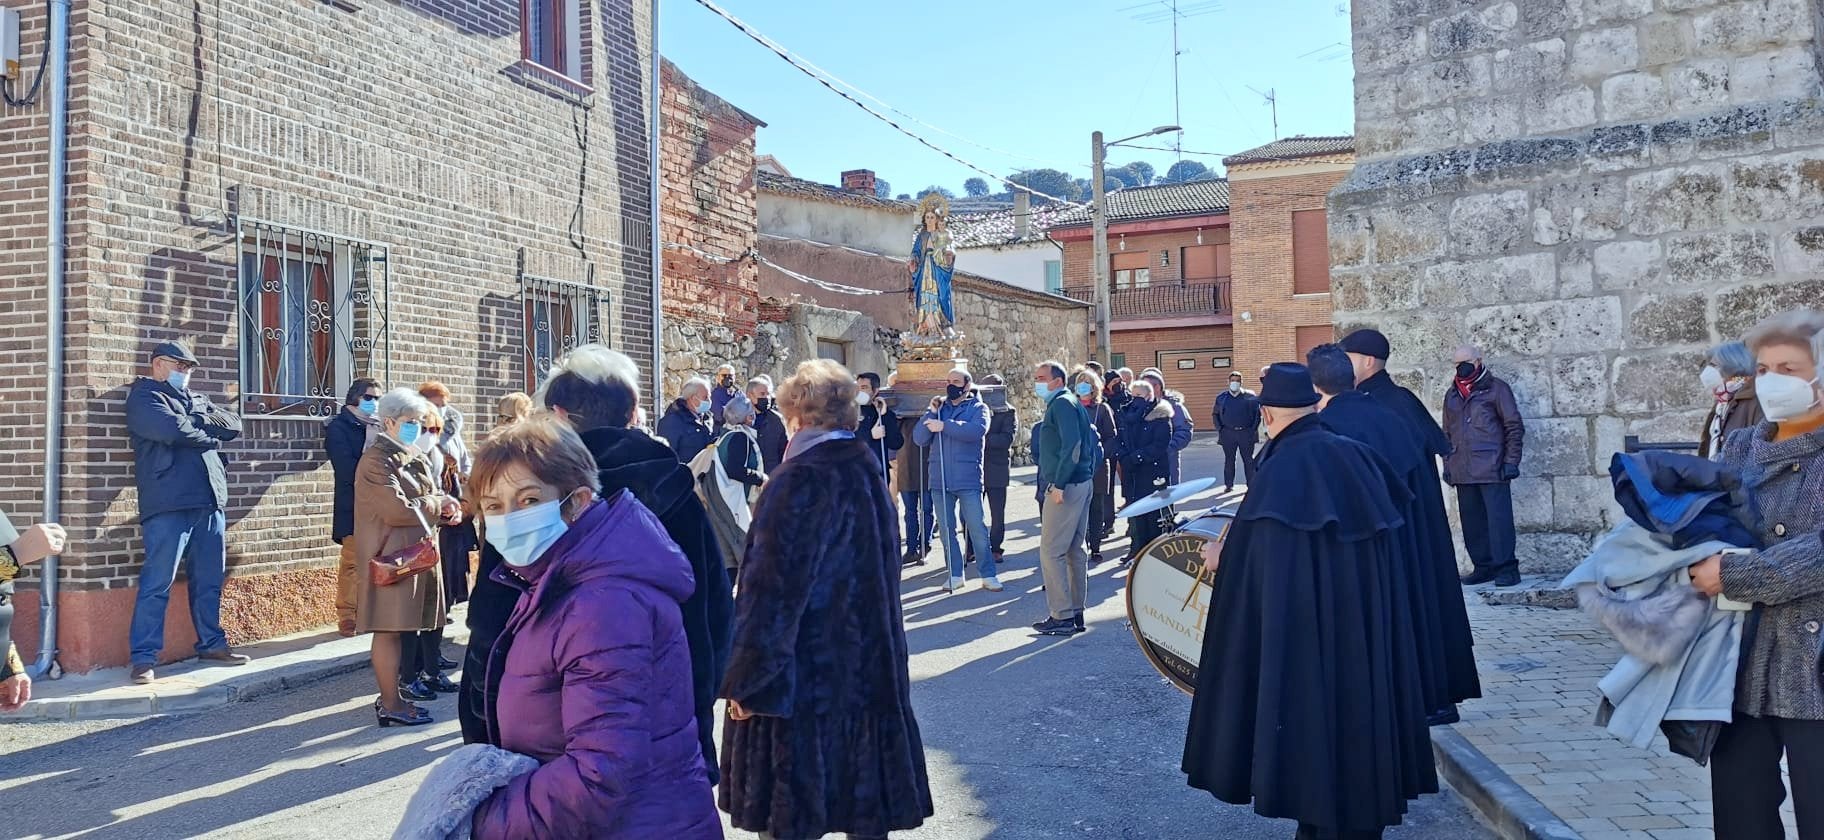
[950,275,1095,458]
[1337,0,1824,573]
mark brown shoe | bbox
[198,649,251,666]
[338,619,357,637]
[130,665,155,685]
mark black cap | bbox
[150,341,200,367]
[1338,328,1390,360]
[1259,363,1320,408]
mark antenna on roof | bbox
[1125,0,1219,160]
[1247,85,1278,140]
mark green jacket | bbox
[1037,391,1095,488]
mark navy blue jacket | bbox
[127,377,241,520]
[657,399,716,463]
[323,408,371,543]
[911,394,989,491]
[1214,390,1261,441]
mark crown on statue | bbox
[916,192,950,220]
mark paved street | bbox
[2,438,1490,839]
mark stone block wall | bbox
[1338,0,1824,573]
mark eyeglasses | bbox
[363,394,381,401]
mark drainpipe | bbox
[648,0,664,414]
[30,0,72,679]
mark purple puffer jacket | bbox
[471,490,722,840]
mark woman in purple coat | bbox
[720,359,933,840]
[466,418,720,839]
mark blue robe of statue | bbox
[912,228,954,330]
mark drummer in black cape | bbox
[1182,363,1435,840]
[1337,329,1482,717]
[1308,343,1481,726]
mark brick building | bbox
[8,1,658,671]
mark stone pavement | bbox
[1456,596,1799,839]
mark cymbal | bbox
[1115,477,1219,520]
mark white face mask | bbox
[414,432,437,453]
[1756,372,1821,423]
[855,390,873,406]
[1228,382,1242,394]
[1699,365,1725,393]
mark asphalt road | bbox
[1,438,1492,840]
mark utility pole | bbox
[1091,131,1112,366]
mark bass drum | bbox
[1124,507,1237,695]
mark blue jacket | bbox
[657,399,715,463]
[127,377,242,520]
[911,395,988,492]
[1163,393,1194,484]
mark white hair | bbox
[746,376,772,395]
[680,376,711,401]
[1131,380,1156,399]
[534,344,642,407]
[376,387,434,422]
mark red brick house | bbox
[7,1,659,672]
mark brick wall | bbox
[8,0,657,670]
[1227,165,1352,381]
[658,58,759,334]
[1057,227,1232,291]
[1111,325,1237,417]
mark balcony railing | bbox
[1059,278,1231,320]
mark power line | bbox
[690,0,1089,207]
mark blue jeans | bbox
[130,508,229,666]
[936,490,998,579]
[901,490,935,553]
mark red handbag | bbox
[369,504,438,587]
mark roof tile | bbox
[1221,135,1355,166]
[1048,180,1231,228]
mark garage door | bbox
[1155,347,1231,419]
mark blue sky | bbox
[661,0,1357,196]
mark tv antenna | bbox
[1124,0,1222,159]
[1247,85,1278,139]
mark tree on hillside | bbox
[1160,160,1215,184]
[896,193,912,201]
[918,185,956,200]
[1103,167,1139,190]
[874,179,893,199]
[1008,168,1081,203]
[1122,161,1156,186]
[963,177,991,197]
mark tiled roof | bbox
[1221,135,1355,166]
[1048,180,1231,228]
[949,203,1077,248]
[757,171,914,211]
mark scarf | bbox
[1454,366,1486,401]
[1704,378,1747,461]
[783,428,855,462]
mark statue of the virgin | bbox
[906,193,956,344]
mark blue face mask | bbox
[695,400,712,416]
[1034,382,1054,400]
[358,398,378,415]
[167,371,192,392]
[1073,382,1094,397]
[396,422,422,447]
[485,493,579,567]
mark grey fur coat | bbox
[393,744,537,840]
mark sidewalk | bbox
[7,606,469,721]
[1453,594,1798,840]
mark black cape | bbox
[1183,415,1436,833]
[1361,370,1450,459]
[1321,392,1481,713]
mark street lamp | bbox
[1092,125,1180,366]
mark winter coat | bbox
[983,406,1017,490]
[719,436,932,838]
[1697,382,1765,461]
[893,415,929,494]
[1213,390,1261,444]
[911,394,989,492]
[657,400,715,463]
[1163,393,1194,485]
[127,377,242,520]
[1088,400,1118,499]
[325,407,375,543]
[471,492,721,840]
[858,402,904,479]
[1360,370,1450,459]
[351,435,445,634]
[753,407,789,474]
[395,743,539,840]
[718,426,765,489]
[709,384,739,430]
[1441,371,1525,486]
[1118,399,1173,498]
[1036,390,1094,488]
[1715,422,1824,720]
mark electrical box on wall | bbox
[0,8,19,80]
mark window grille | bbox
[521,261,605,392]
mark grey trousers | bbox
[1038,479,1095,620]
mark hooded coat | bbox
[719,436,933,838]
[1183,414,1435,835]
[471,492,721,840]
[459,426,733,788]
[1321,391,1482,713]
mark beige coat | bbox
[352,434,446,633]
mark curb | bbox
[10,624,471,722]
[1432,726,1581,840]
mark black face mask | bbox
[946,384,967,401]
[756,398,773,411]
[1456,362,1478,379]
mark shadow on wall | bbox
[477,291,525,412]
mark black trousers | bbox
[1455,482,1517,575]
[985,485,1008,555]
[1219,434,1257,488]
[1295,824,1382,840]
[398,627,444,682]
[1711,714,1824,839]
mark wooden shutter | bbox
[1295,324,1334,360]
[1292,209,1330,295]
[1111,252,1150,272]
[1183,245,1231,281]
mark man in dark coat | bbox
[747,376,789,474]
[1183,363,1434,840]
[709,364,740,430]
[1142,370,1195,485]
[1443,344,1527,587]
[1341,329,1451,459]
[895,412,935,566]
[977,374,1017,565]
[323,378,382,637]
[459,345,734,786]
[1116,380,1174,562]
[656,376,715,462]
[1213,371,1261,492]
[856,372,903,479]
[1309,345,1481,725]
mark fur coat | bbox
[718,436,933,838]
[394,744,538,840]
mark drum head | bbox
[1124,512,1234,695]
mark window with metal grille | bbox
[522,271,605,392]
[236,220,390,419]
[522,0,583,81]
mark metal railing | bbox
[1059,278,1230,320]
